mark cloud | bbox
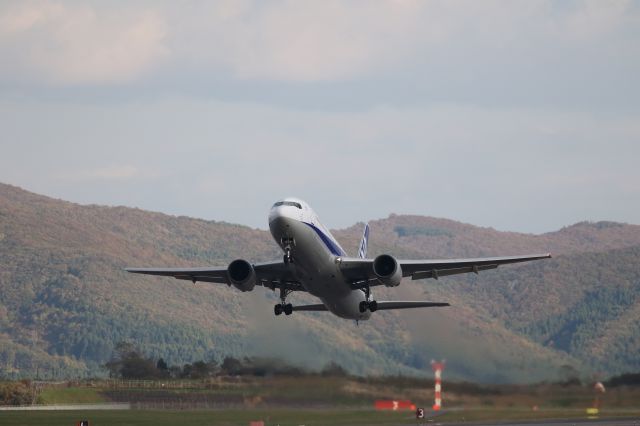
[0,1,168,85]
[2,1,638,86]
[563,0,635,40]
[86,165,140,180]
[209,1,425,81]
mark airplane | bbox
[126,198,551,321]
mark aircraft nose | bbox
[269,203,296,224]
[268,214,287,232]
[268,206,283,224]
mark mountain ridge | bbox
[1,182,639,382]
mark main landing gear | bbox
[274,288,293,316]
[274,303,293,316]
[359,300,378,313]
[358,284,378,313]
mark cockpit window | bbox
[273,201,302,209]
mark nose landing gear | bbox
[283,247,292,264]
[281,237,295,264]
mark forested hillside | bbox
[1,183,639,382]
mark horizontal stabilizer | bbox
[375,301,449,310]
[291,304,328,312]
[291,301,449,313]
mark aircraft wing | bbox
[340,253,551,286]
[125,261,304,291]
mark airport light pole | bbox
[431,360,445,411]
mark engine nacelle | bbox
[227,259,256,292]
[373,254,402,287]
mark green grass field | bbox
[38,387,106,404]
[37,376,640,409]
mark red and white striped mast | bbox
[431,360,445,411]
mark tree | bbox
[156,358,168,371]
[190,361,210,379]
[103,341,159,379]
[220,356,243,375]
[120,355,158,379]
[557,364,581,386]
[168,365,182,379]
[0,381,35,406]
[321,361,347,377]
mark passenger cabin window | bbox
[273,201,302,209]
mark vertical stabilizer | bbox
[357,223,370,259]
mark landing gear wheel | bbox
[284,303,293,315]
[358,300,378,313]
[276,288,293,317]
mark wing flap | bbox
[126,267,228,282]
[174,275,229,284]
[411,264,497,280]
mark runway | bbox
[436,417,640,426]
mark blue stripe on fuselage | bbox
[303,222,346,257]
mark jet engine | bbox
[373,254,402,287]
[227,259,256,292]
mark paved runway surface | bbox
[436,418,640,426]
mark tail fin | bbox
[357,223,370,259]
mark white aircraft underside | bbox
[126,198,551,321]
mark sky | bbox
[1,0,639,233]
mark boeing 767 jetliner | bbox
[127,198,550,321]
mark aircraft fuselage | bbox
[268,198,371,320]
